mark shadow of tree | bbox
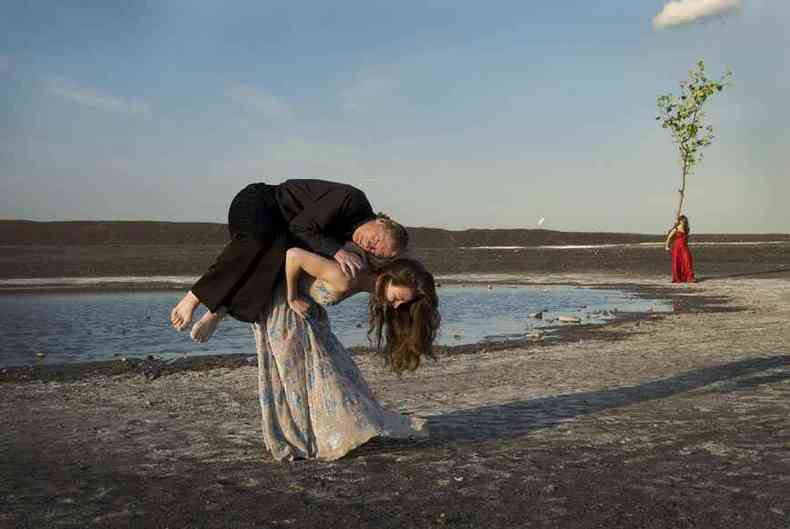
[422,354,790,443]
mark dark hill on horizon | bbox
[1,220,788,247]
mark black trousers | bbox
[191,183,289,323]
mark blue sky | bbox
[1,1,787,233]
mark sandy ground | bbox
[1,269,789,528]
[1,240,789,282]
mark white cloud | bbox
[653,0,741,30]
[226,84,291,117]
[47,77,151,117]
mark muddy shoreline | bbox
[2,246,790,528]
[1,239,789,282]
[0,279,727,384]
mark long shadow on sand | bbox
[421,354,790,444]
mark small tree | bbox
[656,60,731,220]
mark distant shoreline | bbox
[2,219,788,247]
[2,221,789,285]
[2,240,790,292]
[1,241,789,289]
[460,240,790,249]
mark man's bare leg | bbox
[191,307,228,343]
[170,291,201,331]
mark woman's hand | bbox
[665,245,670,252]
[288,297,312,318]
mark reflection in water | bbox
[0,285,670,367]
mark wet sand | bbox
[1,239,789,282]
[2,244,790,528]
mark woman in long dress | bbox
[665,215,695,283]
[253,247,440,461]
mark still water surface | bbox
[0,285,670,367]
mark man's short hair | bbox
[376,213,409,253]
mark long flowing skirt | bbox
[671,236,696,283]
[253,286,427,461]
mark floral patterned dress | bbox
[252,276,427,461]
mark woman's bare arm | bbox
[285,248,353,315]
[664,228,677,251]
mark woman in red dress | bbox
[664,215,695,283]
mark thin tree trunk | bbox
[675,107,699,220]
[675,176,686,219]
[675,152,688,220]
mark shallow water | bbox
[0,285,670,367]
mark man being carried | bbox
[170,179,409,342]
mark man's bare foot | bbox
[171,291,201,331]
[190,308,227,343]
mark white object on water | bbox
[537,217,545,227]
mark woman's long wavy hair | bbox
[368,259,440,374]
[677,215,690,235]
[668,215,691,238]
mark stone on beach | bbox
[527,331,544,341]
[142,355,164,381]
[558,315,581,323]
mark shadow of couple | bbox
[362,353,789,452]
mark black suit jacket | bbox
[274,179,376,257]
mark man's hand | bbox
[334,248,365,278]
[288,297,312,318]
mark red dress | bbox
[671,231,695,283]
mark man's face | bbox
[353,220,398,258]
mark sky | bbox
[1,0,788,234]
